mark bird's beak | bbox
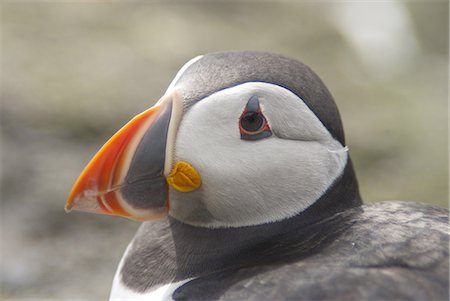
[65,91,199,221]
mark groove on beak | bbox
[66,94,176,221]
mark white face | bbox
[169,82,348,228]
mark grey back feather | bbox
[172,201,449,301]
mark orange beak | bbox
[66,95,176,221]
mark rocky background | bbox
[1,2,448,300]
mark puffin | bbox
[66,51,449,301]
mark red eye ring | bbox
[239,95,272,141]
[239,110,270,135]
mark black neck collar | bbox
[120,159,362,291]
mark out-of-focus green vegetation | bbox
[1,2,448,300]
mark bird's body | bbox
[110,201,448,301]
[66,51,449,300]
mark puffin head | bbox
[66,51,361,228]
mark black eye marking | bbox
[239,96,272,141]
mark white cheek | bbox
[169,83,347,228]
[199,141,344,221]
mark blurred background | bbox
[1,1,448,300]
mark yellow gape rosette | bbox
[166,161,202,192]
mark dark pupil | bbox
[241,111,263,132]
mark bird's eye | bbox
[240,111,264,132]
[239,96,272,141]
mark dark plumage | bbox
[121,201,448,300]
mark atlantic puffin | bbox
[66,51,449,301]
